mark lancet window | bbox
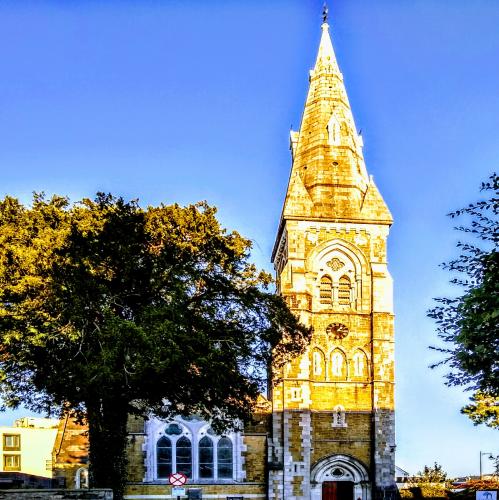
[199,436,214,478]
[331,350,347,380]
[352,350,368,379]
[312,349,326,380]
[217,437,233,479]
[320,275,333,306]
[157,436,173,478]
[338,275,351,306]
[327,115,341,146]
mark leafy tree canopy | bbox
[0,193,310,498]
[461,391,499,429]
[417,462,448,483]
[428,173,499,428]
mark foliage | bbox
[461,391,499,429]
[449,478,499,500]
[428,173,499,426]
[0,193,310,499]
[399,484,448,500]
[452,478,499,490]
[417,463,448,483]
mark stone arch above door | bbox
[310,454,371,500]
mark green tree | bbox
[417,462,448,483]
[0,193,310,499]
[428,173,499,427]
[461,391,499,429]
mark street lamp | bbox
[480,451,493,479]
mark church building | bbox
[56,13,396,500]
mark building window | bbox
[331,350,346,378]
[313,350,323,376]
[338,275,351,306]
[198,436,214,479]
[217,437,233,479]
[313,349,326,380]
[157,436,172,478]
[154,421,235,482]
[3,434,20,451]
[320,275,333,305]
[353,350,368,378]
[176,436,192,479]
[3,454,20,471]
[327,115,341,145]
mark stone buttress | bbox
[269,18,396,500]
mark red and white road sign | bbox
[168,472,187,486]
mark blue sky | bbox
[1,0,498,476]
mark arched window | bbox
[176,436,192,478]
[153,420,235,482]
[313,349,326,380]
[338,275,351,306]
[217,437,233,479]
[332,405,347,428]
[198,436,214,479]
[327,115,341,145]
[331,350,346,379]
[320,275,333,306]
[353,350,368,379]
[157,436,172,478]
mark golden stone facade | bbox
[121,18,396,500]
[268,19,395,500]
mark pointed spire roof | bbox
[278,14,391,225]
[314,21,339,75]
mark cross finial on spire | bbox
[322,2,329,23]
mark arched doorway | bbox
[310,454,370,500]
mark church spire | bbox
[281,13,391,226]
[314,7,339,75]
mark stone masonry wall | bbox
[0,490,112,499]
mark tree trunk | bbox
[86,397,130,500]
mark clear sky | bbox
[1,0,498,477]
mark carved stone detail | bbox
[326,257,345,271]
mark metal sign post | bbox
[168,472,188,499]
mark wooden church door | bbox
[322,481,354,500]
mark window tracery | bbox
[311,240,367,313]
[154,420,235,482]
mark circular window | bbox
[332,467,344,477]
[164,423,183,435]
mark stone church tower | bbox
[269,17,396,500]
